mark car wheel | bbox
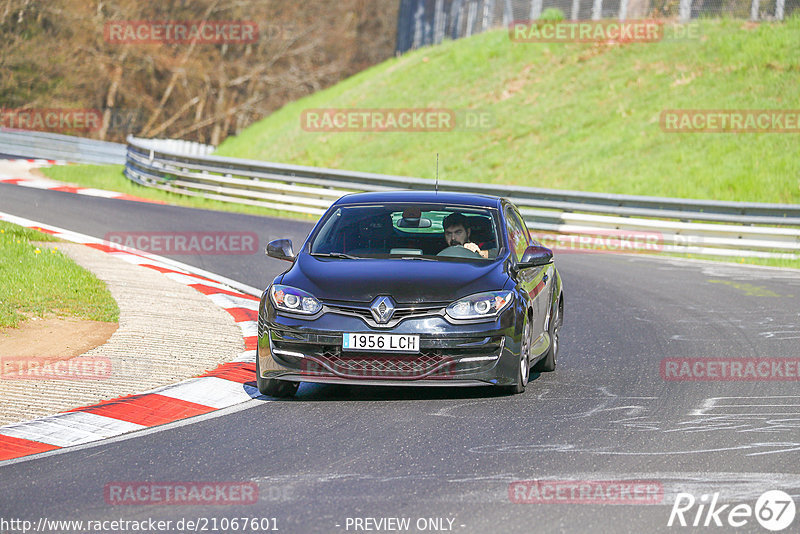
[533,296,560,373]
[505,314,532,394]
[256,356,299,398]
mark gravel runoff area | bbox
[0,242,245,425]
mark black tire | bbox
[533,296,561,373]
[504,314,532,394]
[256,356,299,398]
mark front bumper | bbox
[258,303,521,387]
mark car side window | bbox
[505,207,529,262]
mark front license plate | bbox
[343,333,420,353]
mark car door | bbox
[505,206,549,336]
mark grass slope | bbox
[0,222,119,329]
[216,18,800,204]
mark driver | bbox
[442,212,488,258]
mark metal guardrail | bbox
[125,136,800,260]
[129,137,215,157]
[0,128,126,165]
[2,130,794,259]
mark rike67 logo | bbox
[668,490,796,531]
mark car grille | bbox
[270,336,504,380]
[321,300,445,327]
[312,348,452,378]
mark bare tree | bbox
[0,0,398,143]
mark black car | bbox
[256,190,563,397]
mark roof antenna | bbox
[435,153,439,194]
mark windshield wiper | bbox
[311,252,360,260]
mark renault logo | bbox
[370,296,396,324]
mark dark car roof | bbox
[334,190,504,209]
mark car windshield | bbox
[308,203,502,261]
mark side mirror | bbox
[399,206,432,228]
[517,245,553,268]
[266,239,295,261]
[398,217,432,228]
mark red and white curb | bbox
[0,159,164,204]
[0,212,265,462]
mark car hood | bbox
[281,254,509,304]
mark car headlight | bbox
[270,284,322,315]
[446,291,514,320]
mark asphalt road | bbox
[1,184,800,533]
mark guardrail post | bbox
[466,0,478,36]
[529,0,543,20]
[775,0,785,18]
[502,0,513,26]
[591,0,603,20]
[750,0,760,20]
[679,0,692,21]
[449,0,464,39]
[412,1,424,49]
[434,0,445,43]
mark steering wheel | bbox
[436,245,483,258]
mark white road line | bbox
[207,292,260,310]
[238,320,258,338]
[234,350,257,363]
[0,412,145,447]
[155,377,258,409]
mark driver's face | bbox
[444,224,470,247]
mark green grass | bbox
[662,252,800,270]
[40,164,317,221]
[0,222,119,329]
[216,17,800,204]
